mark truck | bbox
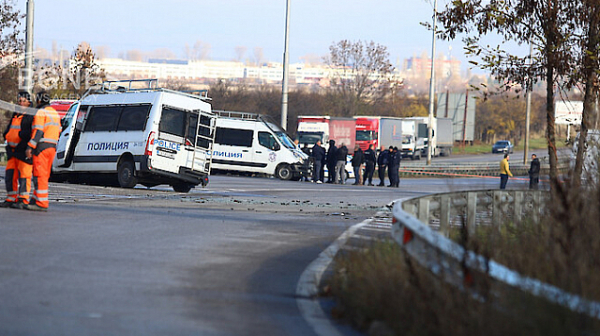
[398,118,427,160]
[296,116,356,150]
[436,117,454,156]
[354,116,406,151]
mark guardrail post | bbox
[467,192,477,235]
[493,191,502,227]
[514,191,523,223]
[532,191,541,223]
[418,198,430,225]
[440,195,451,237]
[403,202,417,217]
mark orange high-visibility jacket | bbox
[3,112,33,161]
[28,106,61,153]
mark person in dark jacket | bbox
[326,140,337,183]
[351,145,365,185]
[528,154,540,190]
[363,144,376,186]
[334,143,348,184]
[1,91,34,208]
[388,146,401,187]
[377,145,389,186]
[311,140,326,183]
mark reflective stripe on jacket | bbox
[28,106,60,150]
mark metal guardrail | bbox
[399,158,570,178]
[391,190,600,319]
[0,143,6,162]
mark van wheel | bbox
[172,182,194,193]
[276,164,293,180]
[117,160,137,188]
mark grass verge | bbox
[327,240,600,336]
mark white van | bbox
[52,79,216,192]
[211,111,309,180]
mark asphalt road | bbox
[0,172,518,336]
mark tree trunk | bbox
[572,4,600,188]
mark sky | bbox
[16,0,477,71]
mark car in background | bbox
[492,140,514,154]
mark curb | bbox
[295,220,369,336]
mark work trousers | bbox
[500,174,509,190]
[327,162,336,182]
[389,165,399,187]
[335,160,346,184]
[31,147,56,208]
[353,166,362,184]
[364,162,375,185]
[5,157,32,204]
[313,160,323,182]
[529,176,539,190]
[378,164,387,185]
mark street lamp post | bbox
[280,0,291,130]
[24,0,35,95]
[427,0,438,165]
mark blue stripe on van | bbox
[73,155,144,163]
[212,159,267,168]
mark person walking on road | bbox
[377,145,389,186]
[311,140,326,183]
[528,154,540,190]
[326,140,337,183]
[1,91,34,209]
[499,153,513,190]
[388,146,401,187]
[334,143,348,184]
[25,91,61,211]
[351,145,365,185]
[363,144,376,186]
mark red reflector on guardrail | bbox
[403,227,413,244]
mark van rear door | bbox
[185,110,215,175]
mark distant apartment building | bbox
[96,58,405,88]
[403,53,462,79]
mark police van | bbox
[211,111,308,180]
[52,79,216,192]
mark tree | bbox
[323,40,394,116]
[0,0,24,134]
[437,0,577,184]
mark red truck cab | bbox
[355,117,379,150]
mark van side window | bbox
[117,105,151,131]
[215,128,253,147]
[159,107,186,137]
[84,106,121,132]
[258,132,280,151]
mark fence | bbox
[391,189,600,319]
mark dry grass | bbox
[327,175,600,335]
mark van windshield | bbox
[275,131,296,149]
[61,102,79,130]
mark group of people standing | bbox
[2,91,61,211]
[306,140,403,187]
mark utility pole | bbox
[524,41,533,164]
[426,0,438,165]
[24,0,35,95]
[280,0,291,130]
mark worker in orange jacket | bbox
[25,91,61,211]
[1,91,34,208]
